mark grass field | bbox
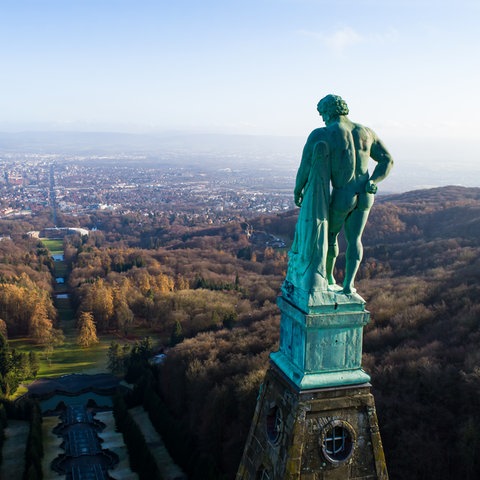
[9,336,114,378]
[41,237,68,278]
[40,238,63,254]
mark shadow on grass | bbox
[9,336,116,378]
[40,341,112,377]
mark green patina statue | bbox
[286,94,393,298]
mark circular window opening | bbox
[266,406,283,445]
[320,420,355,464]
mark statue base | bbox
[281,280,366,315]
[271,294,371,390]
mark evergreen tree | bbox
[28,352,39,378]
[0,333,9,379]
[170,320,184,346]
[107,341,128,375]
[0,333,35,396]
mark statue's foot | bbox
[328,283,343,292]
[327,274,336,285]
[342,285,357,295]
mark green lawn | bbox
[38,339,112,377]
[41,237,68,277]
[40,238,64,254]
[9,335,117,378]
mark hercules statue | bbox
[285,94,394,298]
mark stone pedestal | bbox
[271,296,371,389]
[236,365,388,480]
[237,291,388,479]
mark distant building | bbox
[40,227,90,239]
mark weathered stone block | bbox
[236,366,388,480]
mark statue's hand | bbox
[366,180,378,194]
[294,192,303,207]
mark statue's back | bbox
[327,122,356,189]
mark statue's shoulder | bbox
[353,122,376,139]
[307,127,328,143]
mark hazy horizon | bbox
[1,129,479,194]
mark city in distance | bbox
[1,130,479,194]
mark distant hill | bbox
[368,185,480,243]
[250,185,480,246]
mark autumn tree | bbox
[0,319,7,338]
[112,291,134,334]
[28,300,54,344]
[0,275,56,341]
[82,279,114,331]
[76,311,99,347]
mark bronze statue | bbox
[286,94,393,296]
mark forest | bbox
[0,185,479,479]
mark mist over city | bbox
[1,130,479,201]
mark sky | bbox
[1,1,479,153]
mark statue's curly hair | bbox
[317,94,349,117]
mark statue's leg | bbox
[327,190,353,286]
[326,230,340,285]
[342,193,374,293]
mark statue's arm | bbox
[294,141,313,207]
[294,129,326,205]
[367,134,394,193]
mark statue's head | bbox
[317,94,349,118]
